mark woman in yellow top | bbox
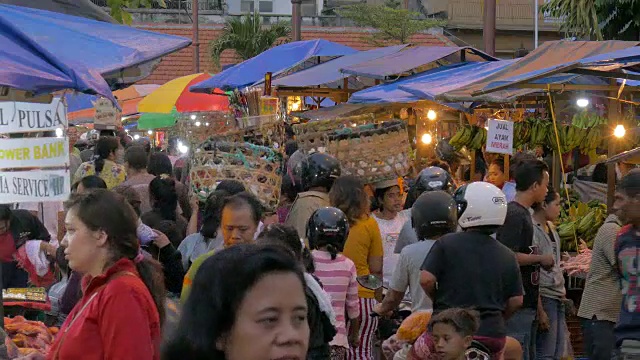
[74,136,126,189]
[330,175,383,360]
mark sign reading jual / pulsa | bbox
[0,137,69,169]
[0,99,67,134]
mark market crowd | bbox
[3,132,640,360]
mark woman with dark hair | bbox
[371,179,408,289]
[179,190,230,271]
[180,192,264,302]
[258,223,337,360]
[73,136,125,189]
[141,176,188,240]
[162,245,310,360]
[48,190,165,359]
[532,186,567,359]
[73,175,107,193]
[148,153,192,220]
[329,176,384,360]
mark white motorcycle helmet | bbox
[454,182,507,229]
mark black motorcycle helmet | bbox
[411,191,458,240]
[307,207,349,257]
[296,152,341,192]
[404,166,455,209]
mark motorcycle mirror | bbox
[356,275,383,290]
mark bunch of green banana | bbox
[572,111,608,129]
[449,126,485,151]
[449,126,474,150]
[580,126,603,154]
[558,199,607,251]
[528,119,550,146]
[467,127,487,150]
[513,121,531,149]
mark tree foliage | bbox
[336,3,446,45]
[540,0,640,40]
[106,0,166,24]
[210,12,290,68]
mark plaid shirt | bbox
[578,214,623,323]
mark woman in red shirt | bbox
[23,189,165,360]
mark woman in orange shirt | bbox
[330,176,383,360]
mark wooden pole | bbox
[192,0,200,73]
[607,79,620,210]
[291,0,302,41]
[483,0,496,56]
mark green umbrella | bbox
[138,107,179,130]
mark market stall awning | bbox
[438,40,639,102]
[348,61,514,108]
[291,103,387,121]
[0,0,116,23]
[0,4,191,100]
[397,60,516,101]
[66,84,160,123]
[340,46,498,80]
[477,46,640,95]
[272,45,408,87]
[190,39,357,92]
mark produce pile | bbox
[557,196,607,252]
[448,113,609,154]
[5,316,58,356]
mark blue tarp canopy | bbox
[190,40,357,92]
[477,46,640,95]
[341,46,498,80]
[272,44,408,87]
[0,5,191,102]
[348,61,514,108]
[438,40,639,102]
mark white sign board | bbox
[0,138,69,169]
[93,97,119,129]
[0,169,70,203]
[486,119,514,155]
[0,99,67,134]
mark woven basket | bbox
[211,115,286,148]
[325,120,411,184]
[174,112,235,145]
[189,141,283,211]
[294,113,379,153]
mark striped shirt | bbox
[577,214,622,323]
[312,250,360,348]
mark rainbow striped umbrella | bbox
[138,73,229,129]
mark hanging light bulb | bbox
[427,110,437,121]
[576,98,589,108]
[147,130,153,135]
[421,133,433,145]
[614,124,626,138]
[133,134,140,140]
[190,114,197,120]
[195,121,201,127]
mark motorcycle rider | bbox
[373,191,458,315]
[394,166,456,254]
[419,182,524,360]
[285,152,341,240]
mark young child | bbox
[307,207,361,360]
[428,309,480,360]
